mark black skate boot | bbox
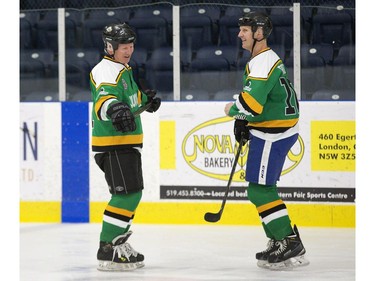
[255,239,278,268]
[97,230,144,271]
[124,241,145,268]
[267,225,309,270]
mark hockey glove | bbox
[234,119,250,144]
[144,89,161,113]
[107,102,136,133]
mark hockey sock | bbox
[100,191,142,243]
[247,183,293,240]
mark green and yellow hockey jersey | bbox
[228,48,299,134]
[90,56,149,152]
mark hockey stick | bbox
[133,101,153,117]
[204,134,245,223]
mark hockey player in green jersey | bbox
[224,12,309,270]
[90,23,161,271]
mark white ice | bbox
[20,223,356,281]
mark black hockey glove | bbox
[144,89,161,113]
[234,119,250,144]
[107,102,136,133]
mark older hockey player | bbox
[224,12,309,270]
[90,23,161,271]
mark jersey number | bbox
[280,77,299,115]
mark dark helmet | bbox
[238,12,273,39]
[102,23,136,53]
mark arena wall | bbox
[20,101,355,227]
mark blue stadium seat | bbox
[20,49,55,77]
[267,14,294,53]
[66,48,101,70]
[67,62,92,89]
[19,10,41,49]
[82,9,130,50]
[85,8,131,22]
[334,44,355,65]
[330,44,355,94]
[20,59,45,80]
[268,2,313,21]
[129,16,170,54]
[180,15,214,53]
[20,48,57,99]
[35,10,78,52]
[145,47,174,92]
[181,5,222,23]
[218,15,242,47]
[19,10,41,25]
[132,5,172,24]
[190,45,232,72]
[310,13,354,50]
[65,9,84,26]
[187,46,233,95]
[193,45,240,69]
[285,51,327,100]
[131,4,173,45]
[47,49,96,90]
[269,5,293,17]
[223,6,267,17]
[300,43,334,65]
[20,17,33,49]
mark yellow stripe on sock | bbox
[257,199,284,213]
[106,205,134,217]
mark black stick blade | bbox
[204,212,222,223]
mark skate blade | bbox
[257,260,271,269]
[136,261,145,268]
[97,260,138,271]
[268,255,310,271]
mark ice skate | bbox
[124,241,145,268]
[97,230,144,271]
[255,238,277,269]
[267,225,309,270]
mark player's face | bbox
[113,43,134,65]
[238,26,254,51]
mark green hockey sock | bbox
[100,191,142,243]
[247,183,293,240]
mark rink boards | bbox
[20,101,355,227]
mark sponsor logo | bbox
[182,116,304,182]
